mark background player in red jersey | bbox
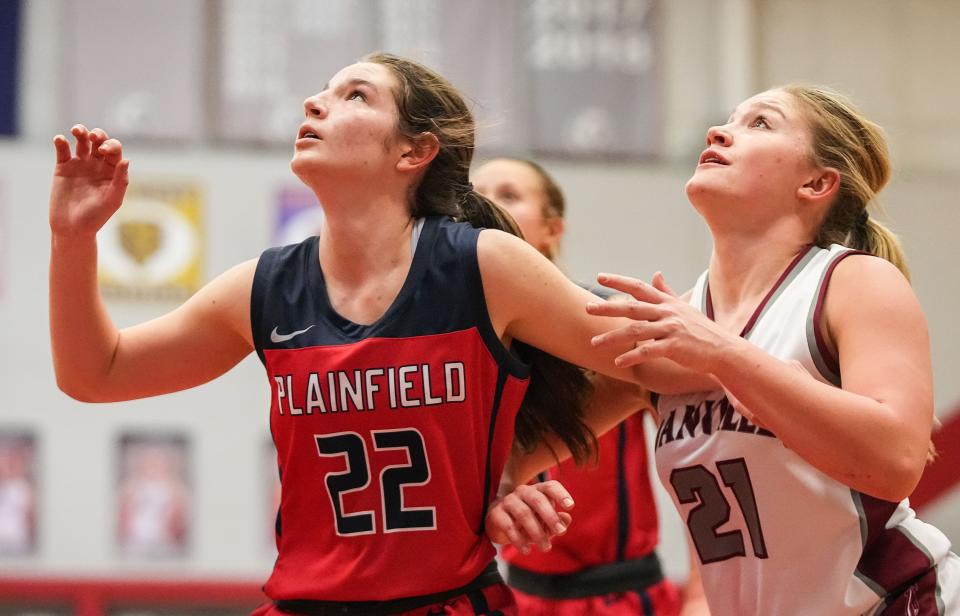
[47,53,709,615]
[489,86,960,615]
[474,158,708,616]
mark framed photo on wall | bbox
[116,433,191,557]
[0,430,37,556]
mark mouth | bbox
[297,125,322,141]
[698,149,729,166]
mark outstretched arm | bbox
[478,230,715,393]
[50,125,255,403]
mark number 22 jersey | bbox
[653,245,956,615]
[250,216,530,601]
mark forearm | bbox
[631,358,718,394]
[49,234,119,400]
[505,373,648,485]
[713,339,929,500]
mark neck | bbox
[706,224,811,314]
[311,180,417,286]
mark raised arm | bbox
[49,125,255,403]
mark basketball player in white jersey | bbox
[490,85,959,614]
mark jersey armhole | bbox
[808,249,869,385]
[467,230,531,380]
[250,247,279,365]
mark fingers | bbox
[587,297,663,321]
[101,139,125,166]
[484,481,578,554]
[53,135,71,164]
[485,505,526,550]
[613,340,671,368]
[113,159,130,186]
[535,480,575,512]
[88,128,108,160]
[500,488,556,551]
[591,320,677,350]
[596,273,667,303]
[71,124,92,159]
[652,272,678,297]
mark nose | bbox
[303,94,326,118]
[706,125,732,147]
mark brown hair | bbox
[365,52,595,463]
[517,158,567,220]
[783,85,909,279]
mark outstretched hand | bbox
[586,271,737,374]
[484,480,574,555]
[49,124,130,238]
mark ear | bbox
[797,167,840,206]
[544,215,565,246]
[396,132,440,173]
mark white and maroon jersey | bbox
[653,244,956,615]
[251,216,530,601]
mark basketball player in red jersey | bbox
[474,159,708,616]
[48,53,707,615]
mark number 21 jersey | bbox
[653,245,954,615]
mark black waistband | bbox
[274,561,502,615]
[506,552,664,599]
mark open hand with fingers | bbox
[587,271,740,375]
[49,124,130,238]
[484,480,574,555]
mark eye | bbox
[498,189,520,203]
[348,90,366,102]
[751,115,770,129]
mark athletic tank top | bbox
[251,216,530,601]
[653,244,953,615]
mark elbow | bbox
[868,454,926,503]
[55,374,106,403]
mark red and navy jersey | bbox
[502,414,658,573]
[503,283,659,574]
[250,216,530,601]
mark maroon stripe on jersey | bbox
[877,564,944,615]
[812,250,869,378]
[856,493,933,596]
[703,244,813,337]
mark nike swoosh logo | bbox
[270,325,316,343]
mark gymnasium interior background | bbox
[0,1,957,613]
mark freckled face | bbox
[473,159,561,257]
[686,89,817,218]
[291,62,404,184]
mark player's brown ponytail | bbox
[367,52,596,464]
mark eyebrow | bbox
[321,78,377,93]
[728,101,787,123]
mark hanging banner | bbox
[98,181,204,301]
[521,0,659,157]
[0,0,19,136]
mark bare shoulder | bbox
[824,253,926,340]
[476,228,563,287]
[828,253,917,307]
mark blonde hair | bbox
[786,86,938,462]
[783,85,910,279]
